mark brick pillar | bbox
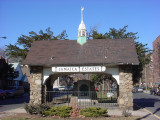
[118,65,133,110]
[29,66,43,105]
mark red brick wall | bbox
[153,35,160,86]
[141,60,154,88]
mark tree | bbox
[0,47,6,58]
[91,74,103,85]
[133,42,151,83]
[8,64,19,81]
[90,25,152,83]
[56,30,68,40]
[104,25,139,40]
[5,27,68,62]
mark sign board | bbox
[52,66,106,72]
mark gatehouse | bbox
[23,7,139,110]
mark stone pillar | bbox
[29,66,43,105]
[118,65,133,110]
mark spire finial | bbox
[81,7,84,23]
[77,7,87,45]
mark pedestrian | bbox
[156,87,159,95]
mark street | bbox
[0,93,29,112]
[133,92,160,119]
[0,92,160,119]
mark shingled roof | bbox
[23,39,139,66]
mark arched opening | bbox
[43,72,119,107]
[78,83,90,99]
[79,84,89,91]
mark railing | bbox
[44,90,118,108]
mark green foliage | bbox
[104,25,139,40]
[133,42,152,83]
[5,27,68,62]
[89,25,152,83]
[0,48,6,58]
[89,25,139,40]
[135,42,152,67]
[24,103,51,114]
[91,74,103,84]
[91,73,113,85]
[80,107,107,117]
[56,30,68,40]
[8,64,19,80]
[43,106,72,118]
[91,31,106,39]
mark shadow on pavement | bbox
[0,93,29,105]
[133,98,160,110]
[134,98,160,120]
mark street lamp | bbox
[0,36,7,39]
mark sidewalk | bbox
[0,107,25,119]
[108,108,159,120]
[143,90,150,94]
[0,107,159,120]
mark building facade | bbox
[153,35,160,86]
[8,63,29,90]
[141,55,154,88]
[0,56,8,89]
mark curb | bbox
[143,90,150,94]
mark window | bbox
[82,31,85,36]
[79,31,81,36]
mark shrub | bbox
[43,106,72,118]
[80,107,107,117]
[24,103,51,114]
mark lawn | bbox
[1,113,142,120]
[96,91,118,103]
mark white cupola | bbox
[78,7,86,37]
[77,7,87,45]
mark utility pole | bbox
[139,78,142,87]
[145,64,147,90]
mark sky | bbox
[0,0,160,50]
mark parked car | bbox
[0,89,7,100]
[157,90,160,96]
[132,87,136,93]
[137,87,143,92]
[150,87,160,95]
[67,86,73,91]
[133,87,143,93]
[58,86,67,91]
[150,88,157,95]
[5,86,24,97]
[53,88,59,91]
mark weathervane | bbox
[81,7,84,23]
